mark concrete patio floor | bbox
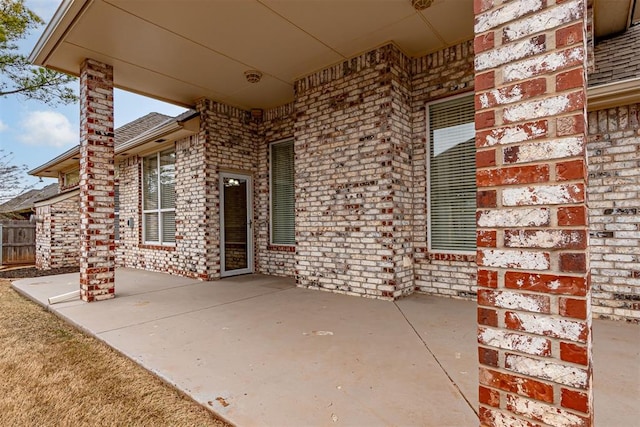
[12,268,640,427]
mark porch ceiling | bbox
[30,0,473,109]
[32,0,635,110]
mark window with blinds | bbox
[270,139,295,245]
[427,94,476,253]
[142,149,176,245]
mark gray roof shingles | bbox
[0,183,59,214]
[114,112,173,146]
[589,24,640,87]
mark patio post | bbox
[78,59,115,301]
[474,0,592,425]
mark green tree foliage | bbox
[0,0,76,105]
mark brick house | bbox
[31,111,199,270]
[0,183,57,220]
[28,1,639,425]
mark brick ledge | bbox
[140,244,176,252]
[428,253,476,262]
[267,244,295,252]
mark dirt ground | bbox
[0,278,231,427]
[0,266,79,279]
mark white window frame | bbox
[142,150,176,246]
[426,92,476,255]
[269,138,295,246]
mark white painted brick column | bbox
[474,0,592,425]
[79,59,115,301]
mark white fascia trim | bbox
[30,123,185,177]
[29,0,90,66]
[30,114,198,177]
[587,77,640,111]
[34,188,79,208]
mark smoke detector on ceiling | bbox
[244,70,263,83]
[411,0,434,11]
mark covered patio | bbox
[12,269,639,426]
[25,1,640,424]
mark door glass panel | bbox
[223,177,248,272]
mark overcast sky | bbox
[0,0,186,199]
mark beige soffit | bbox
[587,77,640,111]
[595,0,637,37]
[28,145,80,177]
[29,0,475,109]
[30,0,634,110]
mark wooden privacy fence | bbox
[0,220,36,265]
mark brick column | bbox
[474,1,592,426]
[79,59,115,301]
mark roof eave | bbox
[587,77,640,111]
[28,145,80,177]
[116,112,199,155]
[34,188,80,208]
[29,0,89,68]
[29,112,199,177]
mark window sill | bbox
[140,244,176,252]
[428,252,475,262]
[267,244,295,252]
[60,183,79,192]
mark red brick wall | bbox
[48,195,80,269]
[474,0,593,425]
[78,59,115,302]
[35,205,51,270]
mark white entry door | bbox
[219,172,253,277]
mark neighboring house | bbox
[30,112,196,270]
[27,1,639,425]
[0,184,58,220]
[0,184,56,265]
